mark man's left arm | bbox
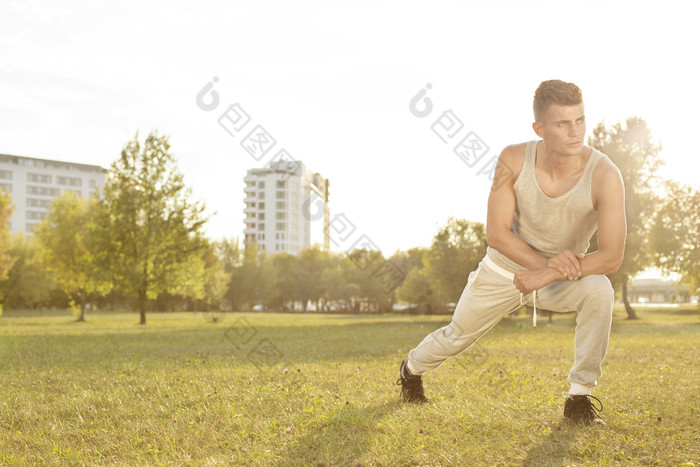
[578,159,627,276]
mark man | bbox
[397,80,626,426]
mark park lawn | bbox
[0,307,698,465]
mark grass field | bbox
[0,306,698,465]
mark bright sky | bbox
[2,0,698,263]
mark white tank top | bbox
[487,139,606,272]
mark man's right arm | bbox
[486,145,550,270]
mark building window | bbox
[0,183,11,193]
[258,213,265,220]
[276,212,286,220]
[276,181,286,188]
[89,179,97,188]
[258,181,265,188]
[258,223,265,231]
[276,201,287,210]
[0,170,11,180]
[25,223,40,232]
[276,191,287,199]
[27,173,52,184]
[57,176,82,187]
[259,202,265,209]
[276,222,286,231]
[258,192,264,199]
[27,186,60,196]
[27,198,52,208]
[26,211,47,220]
[63,189,82,197]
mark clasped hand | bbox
[513,250,584,294]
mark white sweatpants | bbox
[407,258,615,390]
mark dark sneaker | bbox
[562,394,606,426]
[396,358,427,403]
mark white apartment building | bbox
[0,153,106,234]
[244,160,329,254]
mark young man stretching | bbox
[397,80,626,426]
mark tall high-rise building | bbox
[243,160,329,254]
[0,153,106,234]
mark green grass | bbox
[0,307,698,465]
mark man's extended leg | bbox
[404,263,522,381]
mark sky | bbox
[2,0,698,268]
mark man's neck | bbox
[539,142,590,179]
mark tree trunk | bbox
[76,303,86,322]
[139,290,147,325]
[622,276,638,320]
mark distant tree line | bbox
[0,120,698,323]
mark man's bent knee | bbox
[579,274,614,309]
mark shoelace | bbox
[576,394,604,418]
[483,257,538,327]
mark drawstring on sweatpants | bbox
[520,290,537,327]
[483,256,538,327]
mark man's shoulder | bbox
[590,149,625,205]
[499,141,530,167]
[590,149,622,179]
[501,142,530,158]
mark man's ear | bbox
[532,121,545,138]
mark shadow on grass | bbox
[278,400,403,465]
[522,424,583,467]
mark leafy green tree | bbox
[97,132,209,324]
[424,218,487,305]
[0,234,54,310]
[343,249,400,312]
[338,282,361,312]
[297,247,328,312]
[200,243,231,311]
[650,180,700,297]
[35,192,108,321]
[0,190,16,287]
[228,245,268,311]
[396,265,438,313]
[272,252,299,310]
[215,237,243,309]
[588,117,663,319]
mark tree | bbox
[0,190,16,283]
[200,243,231,311]
[424,218,487,305]
[97,132,209,324]
[0,234,54,310]
[215,237,244,310]
[650,180,700,297]
[297,247,328,312]
[588,117,663,319]
[271,252,299,310]
[396,266,438,313]
[35,192,108,321]
[227,244,271,311]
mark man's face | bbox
[535,103,586,156]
